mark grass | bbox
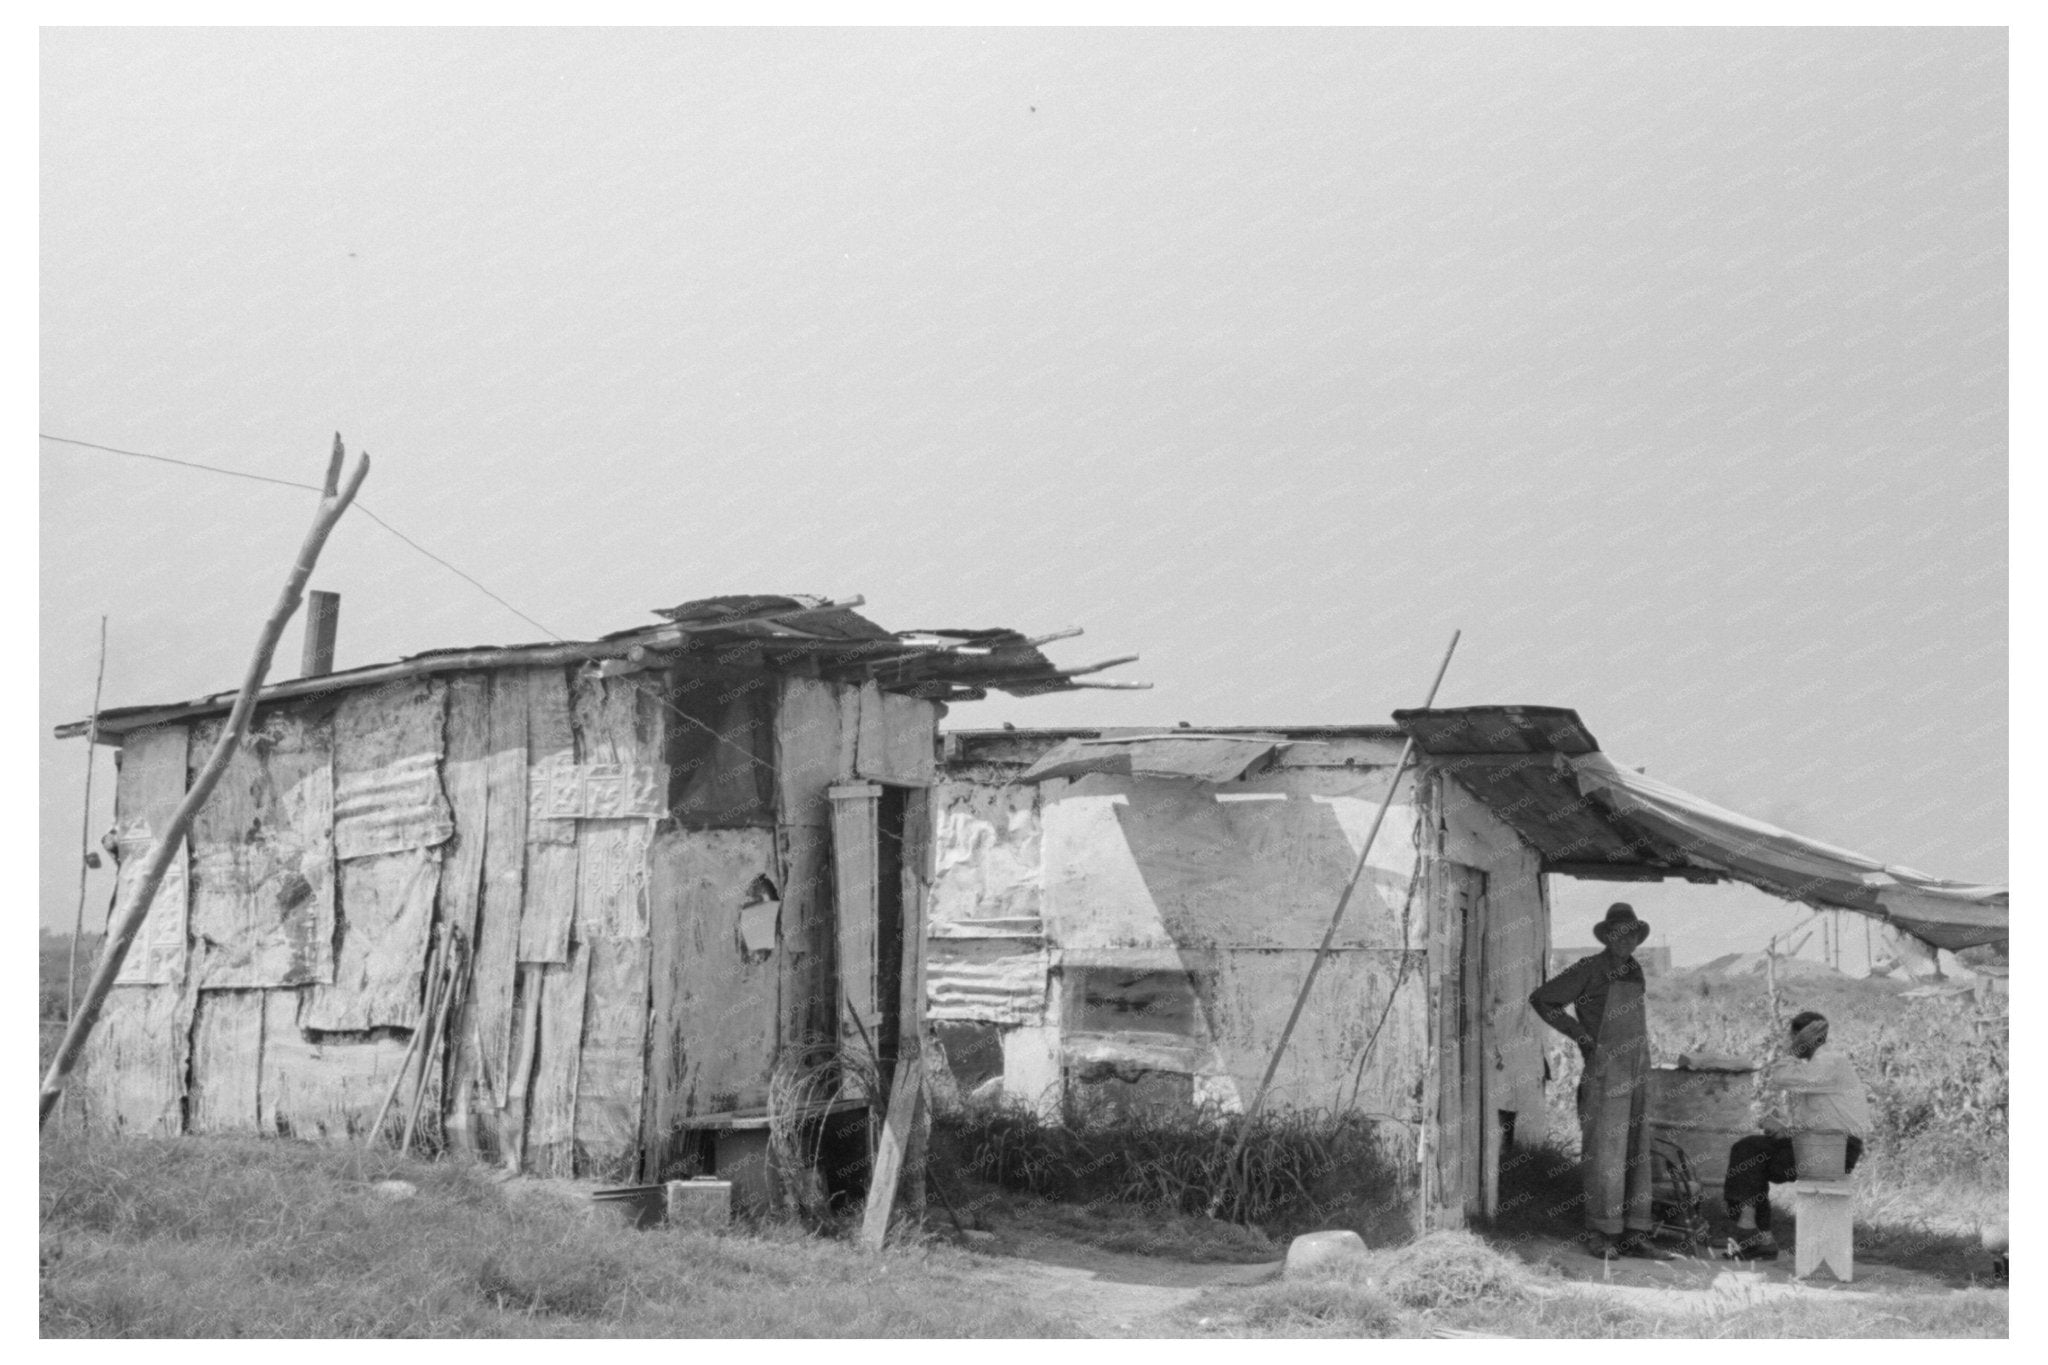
[39,938,2007,1337]
[40,1135,1079,1338]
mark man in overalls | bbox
[1530,903,1674,1259]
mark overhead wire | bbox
[39,430,806,779]
[40,433,562,640]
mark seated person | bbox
[1723,1010,1871,1259]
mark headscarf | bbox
[1790,1015,1829,1059]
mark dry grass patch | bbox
[40,1135,1078,1338]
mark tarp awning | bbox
[1568,752,2007,953]
[1018,732,1288,785]
[1394,705,2008,952]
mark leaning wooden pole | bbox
[66,615,110,1021]
[40,436,369,1128]
[1209,629,1460,1217]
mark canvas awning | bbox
[1394,706,2008,952]
[1018,732,1289,785]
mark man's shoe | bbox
[1617,1232,1677,1261]
[1581,1231,1619,1259]
[1732,1232,1778,1261]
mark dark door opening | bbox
[875,784,909,1083]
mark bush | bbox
[932,1099,1411,1239]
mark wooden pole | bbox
[301,589,340,677]
[367,924,449,1149]
[66,616,109,1021]
[860,1048,925,1251]
[1208,630,1460,1217]
[40,436,369,1128]
[401,931,459,1155]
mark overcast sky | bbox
[39,27,2006,964]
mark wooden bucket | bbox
[1646,1064,1755,1197]
[1792,1130,1849,1180]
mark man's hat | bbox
[1593,902,1650,947]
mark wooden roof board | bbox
[1431,754,1698,870]
[1392,706,1600,755]
[56,595,1107,743]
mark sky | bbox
[38,28,2006,965]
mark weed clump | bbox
[1368,1230,1528,1310]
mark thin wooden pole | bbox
[1209,630,1460,1217]
[369,926,447,1149]
[401,932,459,1155]
[40,436,368,1128]
[67,616,109,1021]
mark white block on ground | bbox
[1284,1229,1368,1279]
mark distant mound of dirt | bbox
[1693,952,1844,980]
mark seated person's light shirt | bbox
[1757,1053,1871,1137]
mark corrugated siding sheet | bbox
[927,927,1048,1024]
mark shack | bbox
[927,708,2008,1229]
[54,594,1122,1201]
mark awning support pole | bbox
[40,436,369,1128]
[1208,629,1460,1217]
[66,615,109,1023]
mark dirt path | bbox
[969,1225,1981,1336]
[1504,1227,1965,1298]
[964,1230,1281,1336]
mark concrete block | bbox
[1284,1229,1368,1279]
